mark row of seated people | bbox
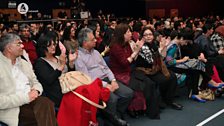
[0,28,132,126]
[0,25,181,126]
[103,23,224,118]
[1,20,130,126]
[1,18,224,126]
[33,27,132,126]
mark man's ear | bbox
[5,44,11,52]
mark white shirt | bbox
[12,59,31,95]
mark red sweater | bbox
[109,43,132,85]
[22,40,38,65]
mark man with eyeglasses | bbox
[0,33,58,126]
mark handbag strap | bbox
[64,73,107,109]
[71,90,107,109]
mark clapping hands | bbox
[134,38,144,53]
[68,50,78,63]
[218,48,224,54]
[198,53,207,62]
[160,37,170,49]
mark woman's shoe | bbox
[167,102,183,110]
[208,83,224,89]
[190,95,206,103]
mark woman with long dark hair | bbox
[34,31,77,107]
[109,24,172,119]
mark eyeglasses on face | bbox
[143,33,153,37]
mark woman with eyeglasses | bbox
[133,26,183,117]
[109,24,165,120]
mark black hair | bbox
[36,31,58,57]
[202,23,213,34]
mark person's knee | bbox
[118,84,134,99]
[145,79,157,89]
[36,96,54,106]
[108,93,118,104]
[126,88,134,99]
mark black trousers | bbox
[142,76,160,118]
[129,70,160,119]
[147,71,177,104]
[168,67,211,95]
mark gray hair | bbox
[77,28,93,47]
[0,33,21,52]
[19,23,30,31]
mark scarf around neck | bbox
[139,43,156,64]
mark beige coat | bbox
[0,52,43,126]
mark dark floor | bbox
[126,87,224,126]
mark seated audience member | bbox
[98,20,117,56]
[109,23,161,119]
[19,23,38,65]
[210,25,224,81]
[0,33,57,126]
[166,29,222,103]
[34,31,77,108]
[132,21,143,42]
[87,21,103,51]
[134,27,183,112]
[74,28,133,126]
[194,24,224,83]
[30,23,41,41]
[62,26,79,54]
